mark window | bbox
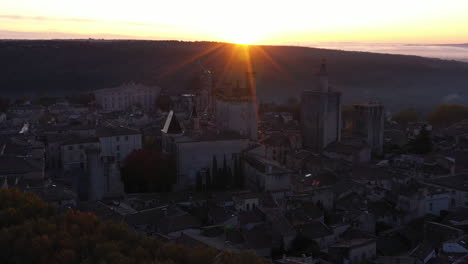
[116,153,120,160]
[116,145,120,151]
[429,202,433,211]
[125,136,128,141]
[79,144,83,149]
[68,146,73,150]
[116,136,120,142]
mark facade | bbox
[426,174,468,208]
[352,102,385,155]
[174,132,250,190]
[61,126,142,171]
[94,82,161,112]
[215,97,258,141]
[244,146,293,191]
[97,127,142,162]
[61,138,100,171]
[301,60,341,152]
[83,148,124,201]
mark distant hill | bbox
[1,40,468,112]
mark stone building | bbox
[214,53,258,141]
[94,82,161,112]
[352,102,385,155]
[61,137,100,171]
[78,147,124,201]
[329,239,376,264]
[194,63,215,118]
[173,131,250,190]
[96,126,142,162]
[301,60,341,152]
[61,126,142,171]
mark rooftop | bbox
[96,126,141,138]
[0,156,42,175]
[426,174,468,192]
[330,238,375,249]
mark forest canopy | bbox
[0,188,269,264]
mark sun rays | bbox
[157,42,296,103]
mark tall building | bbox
[301,60,341,152]
[195,62,214,118]
[94,82,161,112]
[214,54,258,141]
[352,101,385,155]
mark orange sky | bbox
[1,0,468,44]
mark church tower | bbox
[301,60,341,152]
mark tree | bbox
[211,155,218,189]
[121,149,177,192]
[428,104,468,128]
[196,171,202,191]
[288,235,320,257]
[393,108,420,125]
[66,93,95,105]
[0,188,270,264]
[37,96,59,107]
[407,125,432,154]
[0,97,10,112]
[156,95,174,112]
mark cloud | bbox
[0,29,137,40]
[0,14,176,28]
[443,93,462,103]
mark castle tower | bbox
[301,60,341,152]
[352,101,384,155]
[214,51,258,141]
[318,59,329,92]
[85,147,104,201]
[196,61,214,117]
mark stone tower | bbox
[352,101,385,155]
[301,60,341,152]
[215,51,258,141]
[196,61,214,117]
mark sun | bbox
[228,31,258,45]
[221,25,262,45]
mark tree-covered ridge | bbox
[428,104,468,128]
[0,189,270,264]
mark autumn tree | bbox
[407,125,433,154]
[156,95,174,112]
[428,104,468,128]
[393,108,420,125]
[0,188,270,264]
